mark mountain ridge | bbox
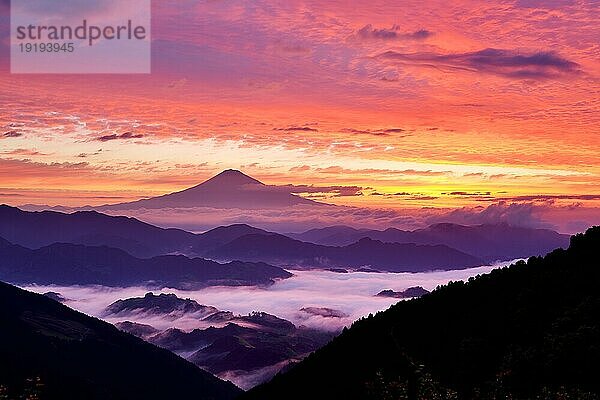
[207,233,485,272]
[0,281,242,400]
[289,223,570,262]
[1,204,572,272]
[0,237,292,288]
[242,226,600,399]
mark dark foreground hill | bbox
[0,237,291,288]
[243,226,600,400]
[0,282,242,400]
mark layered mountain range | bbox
[289,223,569,262]
[0,199,569,278]
[0,236,291,288]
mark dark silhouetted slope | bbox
[0,281,241,400]
[243,226,600,399]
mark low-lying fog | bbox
[23,262,513,332]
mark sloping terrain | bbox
[243,226,600,399]
[0,282,241,400]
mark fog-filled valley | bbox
[20,264,505,388]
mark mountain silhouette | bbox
[243,226,600,399]
[0,205,570,272]
[0,204,197,258]
[0,237,292,288]
[290,223,570,262]
[0,205,272,258]
[0,281,241,400]
[103,292,219,318]
[207,233,484,272]
[102,169,319,209]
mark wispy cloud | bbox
[0,148,48,156]
[274,126,319,132]
[355,24,433,41]
[2,131,23,138]
[96,132,145,142]
[377,48,580,79]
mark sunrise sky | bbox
[0,0,598,231]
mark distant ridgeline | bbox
[244,226,600,400]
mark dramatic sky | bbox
[0,0,598,231]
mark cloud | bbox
[492,194,600,202]
[289,165,312,173]
[274,126,318,132]
[435,201,551,228]
[356,25,433,41]
[96,132,144,142]
[275,184,364,197]
[382,128,406,133]
[0,193,24,197]
[0,148,48,156]
[443,191,492,197]
[515,0,575,8]
[378,48,580,79]
[2,131,23,138]
[21,265,500,335]
[341,127,410,137]
[407,195,439,201]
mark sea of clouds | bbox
[23,262,513,332]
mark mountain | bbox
[0,237,292,288]
[289,223,570,262]
[207,234,484,272]
[288,225,372,244]
[0,205,277,258]
[0,204,198,258]
[116,305,334,390]
[114,321,159,338]
[102,169,319,210]
[104,292,219,318]
[376,286,430,299]
[242,226,600,399]
[0,281,241,400]
[0,205,568,268]
[193,224,272,254]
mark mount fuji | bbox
[101,169,321,210]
